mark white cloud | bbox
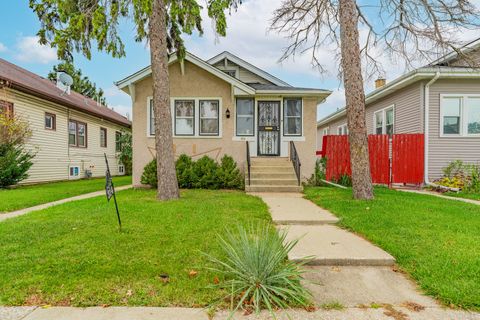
[318,88,345,120]
[0,42,7,53]
[104,85,127,98]
[109,104,132,119]
[15,36,57,64]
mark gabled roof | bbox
[429,38,480,67]
[115,52,256,95]
[0,58,131,127]
[249,83,330,96]
[207,51,291,87]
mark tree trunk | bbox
[338,0,374,200]
[149,0,180,200]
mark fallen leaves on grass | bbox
[188,270,198,278]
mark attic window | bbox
[223,70,237,78]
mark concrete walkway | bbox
[397,188,480,205]
[0,185,132,223]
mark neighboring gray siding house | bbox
[317,41,480,182]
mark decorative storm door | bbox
[258,101,280,156]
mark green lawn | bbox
[444,191,480,201]
[0,189,271,307]
[0,176,132,213]
[304,186,480,311]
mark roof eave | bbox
[256,89,331,98]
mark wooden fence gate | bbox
[318,134,424,185]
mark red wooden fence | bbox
[319,134,424,185]
[391,134,424,184]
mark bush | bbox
[205,224,312,317]
[141,154,244,190]
[192,156,219,189]
[0,144,34,188]
[436,160,480,193]
[140,159,157,188]
[217,155,244,189]
[176,154,194,188]
[306,157,327,186]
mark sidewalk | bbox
[0,185,132,223]
[397,188,480,205]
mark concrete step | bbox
[251,159,291,166]
[245,185,303,192]
[250,172,297,179]
[249,166,294,173]
[279,225,395,266]
[248,178,299,186]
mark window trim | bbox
[283,98,303,136]
[100,127,107,148]
[118,165,125,174]
[68,119,88,148]
[69,166,80,179]
[45,112,56,130]
[440,94,480,138]
[115,131,122,152]
[199,100,220,136]
[0,100,14,119]
[373,105,395,135]
[173,99,196,136]
[235,98,255,137]
[337,123,348,135]
[322,127,329,135]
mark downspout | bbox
[424,71,440,185]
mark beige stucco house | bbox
[116,51,330,191]
[0,58,131,184]
[317,41,480,182]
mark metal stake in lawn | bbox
[104,153,122,231]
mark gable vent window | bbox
[223,70,237,78]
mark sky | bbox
[0,1,479,120]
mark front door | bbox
[258,101,280,156]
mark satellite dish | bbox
[57,72,73,96]
[58,72,74,87]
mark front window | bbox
[338,124,348,135]
[284,98,302,136]
[45,112,56,130]
[236,98,254,136]
[174,100,195,136]
[115,131,122,152]
[199,100,219,136]
[374,106,394,135]
[100,127,107,148]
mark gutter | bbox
[424,71,440,185]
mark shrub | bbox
[0,144,34,188]
[217,155,244,189]
[176,154,194,188]
[140,159,157,188]
[192,156,219,189]
[436,160,480,193]
[336,174,352,187]
[205,224,312,317]
[306,157,327,186]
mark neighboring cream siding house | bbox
[0,59,131,184]
[116,51,330,190]
[317,42,480,182]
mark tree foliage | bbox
[29,0,243,62]
[117,130,132,175]
[47,62,107,105]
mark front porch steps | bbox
[245,158,302,193]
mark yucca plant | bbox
[205,223,312,318]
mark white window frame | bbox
[373,105,395,135]
[440,94,480,137]
[118,165,125,175]
[322,127,329,135]
[283,98,303,137]
[147,97,223,138]
[235,98,255,137]
[69,166,80,179]
[337,123,348,135]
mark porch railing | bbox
[290,141,301,186]
[246,141,251,186]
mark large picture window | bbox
[283,98,302,136]
[441,95,480,136]
[69,120,87,148]
[174,100,195,136]
[374,106,394,135]
[236,98,254,136]
[199,100,219,136]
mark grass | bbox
[0,189,271,307]
[0,176,132,213]
[320,301,345,310]
[444,191,480,201]
[304,186,480,311]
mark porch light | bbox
[226,108,231,118]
